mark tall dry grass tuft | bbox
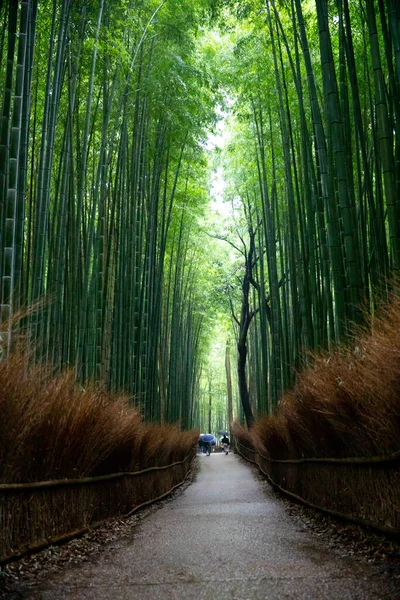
[232,422,254,450]
[249,293,400,460]
[252,415,290,458]
[0,355,198,484]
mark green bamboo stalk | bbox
[1,0,28,353]
[0,0,18,319]
[315,0,364,325]
[295,0,347,339]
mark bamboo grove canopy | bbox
[0,0,400,427]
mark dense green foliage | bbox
[1,0,399,429]
[0,0,221,426]
[208,0,400,423]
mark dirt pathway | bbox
[15,454,400,599]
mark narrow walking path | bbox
[28,454,397,599]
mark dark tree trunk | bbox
[237,339,254,428]
[236,229,256,429]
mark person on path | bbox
[221,435,230,455]
[204,441,212,456]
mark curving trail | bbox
[25,454,398,599]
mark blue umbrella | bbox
[201,433,216,444]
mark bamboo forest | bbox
[1,1,400,596]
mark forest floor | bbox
[1,453,399,599]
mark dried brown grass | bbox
[246,293,400,460]
[0,355,198,484]
[232,422,254,450]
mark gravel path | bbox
[4,453,400,599]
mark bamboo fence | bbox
[235,440,400,535]
[0,450,196,565]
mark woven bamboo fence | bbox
[235,440,400,535]
[0,450,195,564]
